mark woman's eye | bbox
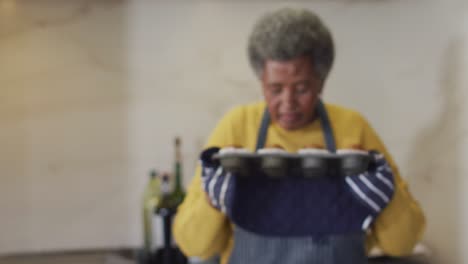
[295,83,310,94]
[269,85,282,95]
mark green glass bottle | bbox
[157,173,173,210]
[170,137,186,209]
[142,169,160,254]
[155,173,175,264]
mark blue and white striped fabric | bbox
[345,151,395,224]
[200,147,235,215]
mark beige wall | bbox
[1,0,131,253]
[1,0,468,263]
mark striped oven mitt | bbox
[199,147,236,215]
[344,150,395,230]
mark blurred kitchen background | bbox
[1,0,468,263]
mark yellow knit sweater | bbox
[173,101,425,264]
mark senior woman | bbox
[173,7,425,264]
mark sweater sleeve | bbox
[173,107,243,259]
[359,115,426,256]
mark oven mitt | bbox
[200,147,236,214]
[344,150,395,229]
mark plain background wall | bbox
[1,0,468,263]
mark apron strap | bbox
[316,100,336,153]
[255,107,271,151]
[255,99,336,153]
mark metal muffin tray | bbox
[213,149,370,178]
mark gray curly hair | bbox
[248,7,335,81]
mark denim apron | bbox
[226,100,369,264]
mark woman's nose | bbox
[280,89,297,109]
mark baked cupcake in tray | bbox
[297,146,331,178]
[257,145,294,178]
[336,149,370,176]
[216,146,256,177]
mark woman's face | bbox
[261,56,322,130]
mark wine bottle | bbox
[158,173,172,210]
[142,169,160,255]
[169,137,188,264]
[170,137,186,208]
[155,173,175,264]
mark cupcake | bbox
[218,145,253,177]
[219,146,252,156]
[258,145,290,178]
[298,144,330,155]
[257,144,288,155]
[337,147,370,176]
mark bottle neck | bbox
[174,161,183,192]
[174,138,183,192]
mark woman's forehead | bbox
[263,57,315,80]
